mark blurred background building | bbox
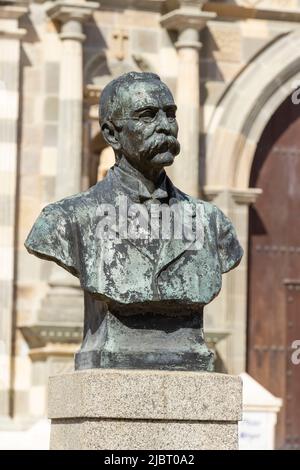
[0,0,299,449]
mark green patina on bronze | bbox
[25,72,243,371]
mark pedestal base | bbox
[75,301,214,372]
[48,369,242,450]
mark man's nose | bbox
[155,111,171,134]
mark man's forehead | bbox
[118,80,175,109]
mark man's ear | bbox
[101,121,121,150]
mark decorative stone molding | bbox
[0,2,28,20]
[161,1,217,53]
[0,1,28,39]
[231,188,263,205]
[161,4,215,33]
[20,325,83,349]
[204,0,300,22]
[99,0,165,12]
[47,1,99,24]
[204,187,262,205]
[47,1,99,41]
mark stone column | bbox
[45,0,98,287]
[45,1,97,299]
[0,1,27,418]
[161,1,215,197]
[22,2,98,406]
[204,187,262,375]
[47,0,98,200]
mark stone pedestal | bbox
[48,369,242,450]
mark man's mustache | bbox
[142,135,180,159]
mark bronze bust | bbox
[25,72,243,371]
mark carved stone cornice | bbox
[0,2,28,40]
[47,1,99,42]
[204,186,262,205]
[46,0,99,24]
[204,0,300,23]
[20,324,83,349]
[161,9,215,31]
[178,0,206,8]
[231,188,262,205]
[0,2,28,20]
[99,0,165,12]
[161,1,215,31]
[19,282,84,350]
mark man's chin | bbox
[150,151,176,167]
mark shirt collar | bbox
[110,164,169,203]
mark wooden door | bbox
[248,95,300,449]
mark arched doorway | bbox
[247,94,300,449]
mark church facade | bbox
[1,0,300,448]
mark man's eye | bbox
[166,110,176,121]
[139,110,157,122]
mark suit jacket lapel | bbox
[97,170,199,268]
[155,199,197,275]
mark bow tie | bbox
[112,165,170,204]
[137,184,169,203]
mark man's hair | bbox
[99,71,161,125]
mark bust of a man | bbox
[25,72,243,371]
